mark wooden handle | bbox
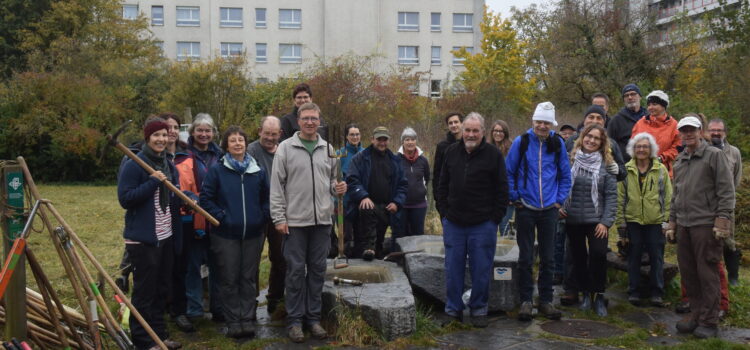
[113,142,220,226]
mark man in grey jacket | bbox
[667,116,735,339]
[270,103,347,343]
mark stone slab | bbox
[321,259,416,340]
[397,235,520,312]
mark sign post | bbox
[1,163,27,340]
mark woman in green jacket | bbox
[617,132,672,307]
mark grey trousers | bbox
[210,233,264,325]
[284,225,331,327]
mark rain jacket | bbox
[630,114,680,177]
[616,158,672,226]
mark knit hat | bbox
[560,124,576,132]
[532,102,557,127]
[677,116,702,130]
[646,90,669,108]
[373,126,390,139]
[401,127,417,142]
[583,105,607,119]
[622,83,642,97]
[144,120,169,140]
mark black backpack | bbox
[513,133,565,191]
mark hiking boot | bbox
[675,301,691,314]
[518,301,533,322]
[628,295,641,306]
[693,325,718,339]
[309,322,327,339]
[174,315,195,333]
[676,317,698,333]
[593,294,607,317]
[471,314,488,328]
[362,249,375,261]
[539,303,561,320]
[579,294,592,311]
[440,312,463,326]
[288,325,305,343]
[650,296,664,308]
[115,275,129,293]
[163,339,182,350]
[560,291,579,306]
[241,321,256,338]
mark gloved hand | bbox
[607,162,619,175]
[663,221,676,244]
[713,217,731,240]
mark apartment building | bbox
[121,0,484,97]
[643,0,740,46]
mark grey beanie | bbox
[401,127,417,142]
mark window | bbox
[256,43,267,63]
[176,6,200,26]
[398,12,419,31]
[122,4,138,20]
[221,42,243,57]
[279,44,301,63]
[279,9,301,28]
[408,81,419,95]
[431,80,442,98]
[176,42,200,61]
[151,6,164,26]
[255,8,267,28]
[398,46,418,65]
[452,46,473,65]
[453,13,473,32]
[220,7,242,27]
[431,13,441,31]
[431,46,441,65]
[257,77,269,84]
[154,41,164,56]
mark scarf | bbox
[402,149,419,164]
[570,149,602,211]
[227,153,251,173]
[142,145,171,212]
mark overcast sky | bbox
[485,0,541,18]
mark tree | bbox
[0,0,51,77]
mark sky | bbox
[485,0,541,18]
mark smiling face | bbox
[165,118,180,145]
[147,129,169,153]
[582,128,603,153]
[402,137,417,153]
[680,126,701,150]
[259,121,281,152]
[583,112,605,128]
[346,127,361,145]
[634,138,651,161]
[533,120,552,138]
[372,136,389,152]
[294,91,312,108]
[226,132,247,159]
[492,125,505,143]
[297,109,320,139]
[462,118,483,151]
[647,102,666,117]
[447,115,462,136]
[191,123,214,148]
[707,121,726,142]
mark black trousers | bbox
[127,237,174,350]
[355,203,391,257]
[566,223,609,294]
[169,222,191,317]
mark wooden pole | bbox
[0,163,27,341]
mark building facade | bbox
[122,0,484,97]
[643,0,740,46]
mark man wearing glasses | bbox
[280,83,328,141]
[607,84,648,162]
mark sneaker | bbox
[288,324,305,343]
[163,339,182,349]
[518,301,533,322]
[560,291,579,306]
[693,325,718,339]
[309,322,327,339]
[539,303,562,320]
[241,322,256,338]
[650,296,664,308]
[362,249,375,261]
[628,295,641,306]
[676,317,698,333]
[440,312,463,326]
[115,275,129,293]
[470,314,488,328]
[174,315,195,333]
[675,301,691,314]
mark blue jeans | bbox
[185,233,221,318]
[442,219,498,316]
[553,219,566,276]
[499,206,515,236]
[626,222,665,298]
[401,207,427,236]
[516,207,558,303]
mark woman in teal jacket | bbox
[617,132,672,307]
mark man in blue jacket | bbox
[346,126,408,261]
[505,101,572,321]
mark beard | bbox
[626,101,639,110]
[464,140,478,150]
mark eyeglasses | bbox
[623,92,639,98]
[708,129,725,133]
[300,117,320,122]
[492,129,503,133]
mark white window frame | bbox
[279,9,301,29]
[256,43,268,63]
[453,13,473,32]
[176,41,200,61]
[431,80,442,98]
[431,46,441,65]
[431,12,441,32]
[151,6,164,26]
[398,12,419,31]
[220,42,243,58]
[176,6,200,27]
[452,46,473,65]
[122,4,138,20]
[279,44,302,63]
[255,8,267,28]
[220,7,243,28]
[398,46,419,65]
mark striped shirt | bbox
[154,189,172,241]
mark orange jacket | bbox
[175,156,207,231]
[631,114,681,178]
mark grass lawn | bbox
[20,184,750,349]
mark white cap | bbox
[646,90,670,106]
[532,101,557,127]
[677,116,702,130]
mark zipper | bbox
[538,139,543,207]
[309,149,318,225]
[241,173,247,239]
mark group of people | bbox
[116,82,740,349]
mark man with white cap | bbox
[505,102,572,322]
[666,115,735,339]
[631,90,681,177]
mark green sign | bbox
[5,170,24,240]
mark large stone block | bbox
[322,259,416,340]
[397,235,520,312]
